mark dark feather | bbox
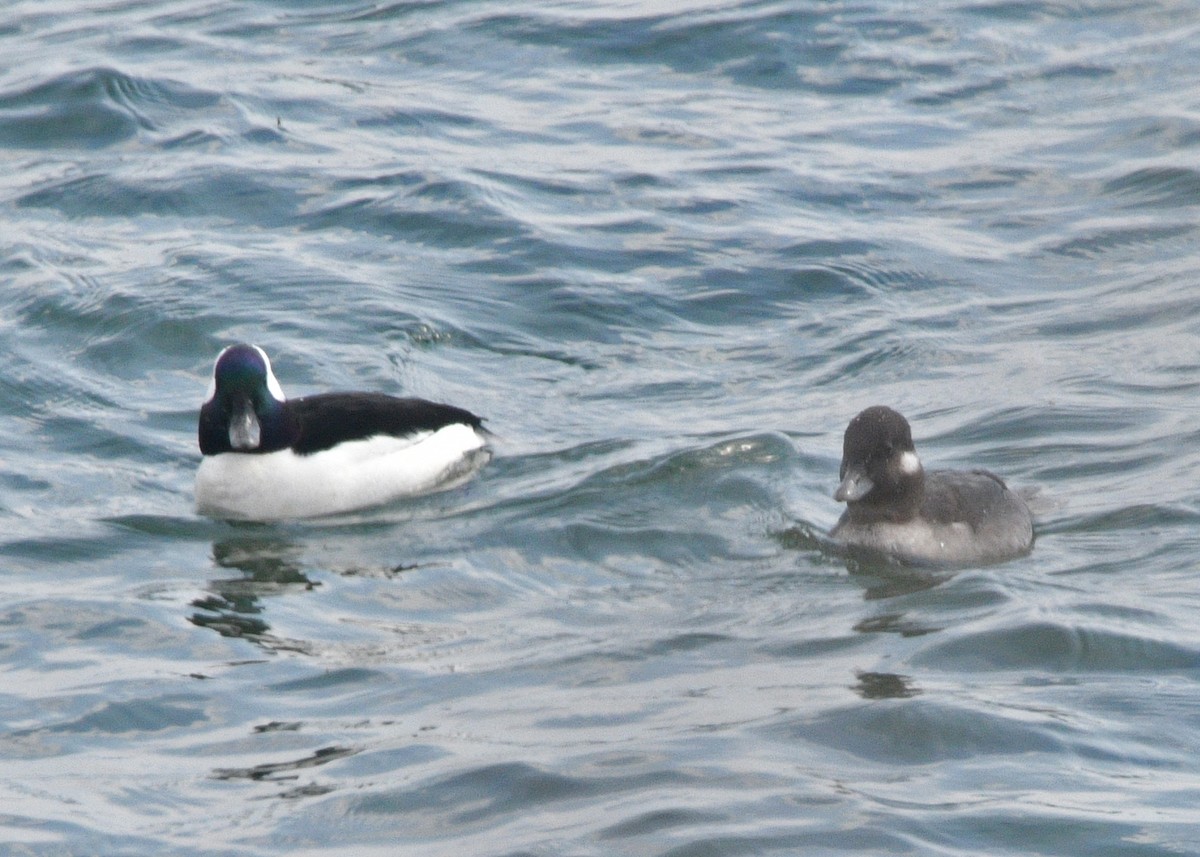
[919,469,1011,528]
[287,393,483,456]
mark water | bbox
[2,1,1199,854]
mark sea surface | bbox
[2,1,1199,854]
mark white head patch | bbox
[898,450,921,475]
[253,344,287,403]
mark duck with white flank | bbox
[831,405,1032,566]
[196,344,488,520]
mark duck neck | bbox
[852,469,925,523]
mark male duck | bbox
[196,344,488,520]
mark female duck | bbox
[196,344,488,520]
[831,406,1032,566]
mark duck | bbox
[195,343,488,520]
[830,405,1032,566]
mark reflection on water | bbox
[853,612,941,638]
[853,671,920,699]
[190,533,317,643]
[847,565,953,602]
[212,745,358,784]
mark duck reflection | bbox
[841,553,952,601]
[190,530,318,642]
[852,670,920,699]
[776,520,952,645]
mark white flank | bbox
[196,423,487,520]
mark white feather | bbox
[195,423,487,520]
[253,345,287,403]
[898,450,921,475]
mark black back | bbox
[287,393,483,455]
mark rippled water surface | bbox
[2,1,1200,854]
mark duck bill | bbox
[228,394,261,450]
[834,467,873,502]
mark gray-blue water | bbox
[2,1,1199,854]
